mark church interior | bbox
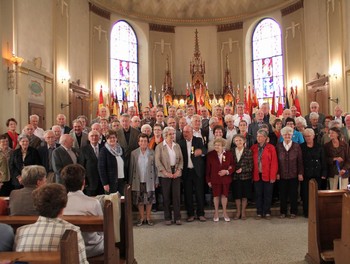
[0,0,350,130]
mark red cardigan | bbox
[206,150,235,185]
[251,143,278,182]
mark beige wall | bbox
[2,0,350,133]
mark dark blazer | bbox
[179,136,206,179]
[9,186,38,215]
[70,132,89,149]
[79,144,103,193]
[52,146,78,183]
[116,127,140,180]
[301,142,327,180]
[324,140,350,178]
[232,147,253,181]
[98,146,123,193]
[9,147,41,188]
[63,126,71,134]
[276,142,304,180]
[28,135,42,149]
[37,143,60,173]
[205,150,235,185]
[248,121,273,143]
[305,112,326,126]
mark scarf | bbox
[105,142,124,179]
[104,142,123,157]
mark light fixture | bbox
[60,71,71,83]
[7,54,24,93]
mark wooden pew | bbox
[0,184,136,264]
[305,179,347,264]
[333,193,350,264]
[0,229,79,264]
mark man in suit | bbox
[79,130,104,196]
[22,124,42,149]
[333,105,345,126]
[69,119,89,150]
[200,106,210,130]
[116,114,140,182]
[52,134,78,183]
[38,130,60,183]
[179,125,207,222]
[248,109,273,143]
[55,114,71,134]
[191,114,209,148]
[304,101,325,126]
[141,106,155,127]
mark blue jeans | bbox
[254,180,273,215]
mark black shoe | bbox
[146,220,154,226]
[136,219,144,227]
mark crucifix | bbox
[86,94,97,112]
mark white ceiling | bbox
[91,0,298,25]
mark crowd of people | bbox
[1,101,350,258]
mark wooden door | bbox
[306,76,330,115]
[68,83,90,125]
[28,103,46,129]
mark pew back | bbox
[305,179,346,264]
[0,229,79,264]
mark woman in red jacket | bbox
[251,129,278,220]
[206,138,235,222]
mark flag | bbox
[149,89,153,108]
[163,96,168,117]
[97,86,104,116]
[294,86,302,116]
[284,86,290,109]
[277,93,284,117]
[271,90,276,115]
[134,94,139,117]
[236,85,240,103]
[277,96,284,116]
[122,88,128,113]
[113,92,120,119]
[186,86,190,105]
[204,89,212,113]
[290,86,295,105]
[251,86,258,109]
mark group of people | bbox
[1,100,350,259]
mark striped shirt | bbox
[15,216,88,264]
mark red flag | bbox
[271,90,276,115]
[97,86,104,116]
[290,87,295,105]
[251,86,258,109]
[294,86,302,116]
[244,87,248,114]
[277,88,284,117]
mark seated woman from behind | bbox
[9,165,46,215]
[14,183,88,264]
[62,164,104,258]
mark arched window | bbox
[252,18,283,107]
[110,21,138,108]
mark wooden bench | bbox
[0,229,79,264]
[305,179,347,264]
[0,185,136,264]
[333,193,350,264]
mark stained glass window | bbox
[252,18,283,107]
[110,21,138,107]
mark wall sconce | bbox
[60,71,71,83]
[328,97,339,104]
[7,54,24,93]
[329,64,341,79]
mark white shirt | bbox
[226,128,237,144]
[163,140,176,166]
[64,190,104,258]
[235,147,244,162]
[283,141,292,151]
[138,149,149,182]
[233,114,252,127]
[34,127,45,140]
[186,139,194,169]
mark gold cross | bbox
[85,94,97,111]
